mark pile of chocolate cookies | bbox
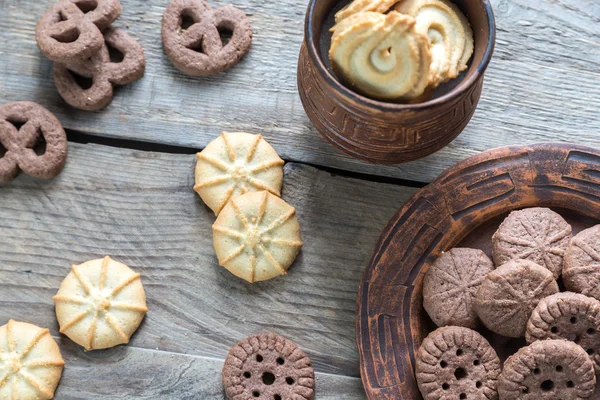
[417,207,600,399]
[35,0,145,110]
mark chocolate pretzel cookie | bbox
[162,0,252,76]
[36,0,122,63]
[0,102,67,183]
[223,333,314,400]
[54,27,146,110]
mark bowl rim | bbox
[304,0,497,111]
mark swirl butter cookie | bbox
[563,225,600,300]
[0,102,67,183]
[223,333,314,400]
[334,0,400,25]
[0,320,65,400]
[54,27,146,111]
[54,256,148,350]
[475,259,559,338]
[423,248,494,329]
[329,11,431,101]
[162,0,252,76]
[492,208,572,279]
[213,191,303,283]
[395,0,474,87]
[416,326,501,400]
[499,340,596,400]
[526,292,600,373]
[194,132,284,216]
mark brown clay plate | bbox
[356,143,600,399]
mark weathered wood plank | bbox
[44,336,365,399]
[0,0,598,182]
[0,142,416,384]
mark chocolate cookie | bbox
[223,333,314,400]
[492,208,572,278]
[416,326,501,400]
[0,101,67,183]
[423,248,494,329]
[36,0,122,63]
[563,225,600,300]
[498,339,596,400]
[162,0,252,76]
[54,27,146,110]
[475,259,559,338]
[526,292,600,373]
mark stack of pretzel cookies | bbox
[35,0,145,110]
[417,207,600,400]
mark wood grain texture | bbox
[357,143,600,399]
[0,0,598,182]
[52,336,365,399]
[0,142,416,397]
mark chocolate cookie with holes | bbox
[498,339,596,400]
[162,0,252,76]
[416,326,501,400]
[526,292,600,373]
[222,333,314,400]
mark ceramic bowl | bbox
[297,0,496,164]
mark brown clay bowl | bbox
[356,143,600,398]
[297,0,496,164]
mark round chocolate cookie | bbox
[526,292,600,373]
[563,225,600,300]
[475,259,559,338]
[416,326,501,400]
[498,339,596,399]
[223,333,314,400]
[423,248,494,328]
[492,208,572,279]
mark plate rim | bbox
[356,142,600,399]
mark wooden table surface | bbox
[0,0,598,398]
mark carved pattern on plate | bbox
[357,144,600,399]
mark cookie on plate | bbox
[0,320,65,400]
[492,208,572,278]
[563,225,600,300]
[194,132,284,216]
[416,326,501,400]
[498,339,596,399]
[423,248,494,328]
[475,259,559,338]
[526,292,600,372]
[213,191,303,283]
[223,333,314,400]
[54,256,148,350]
